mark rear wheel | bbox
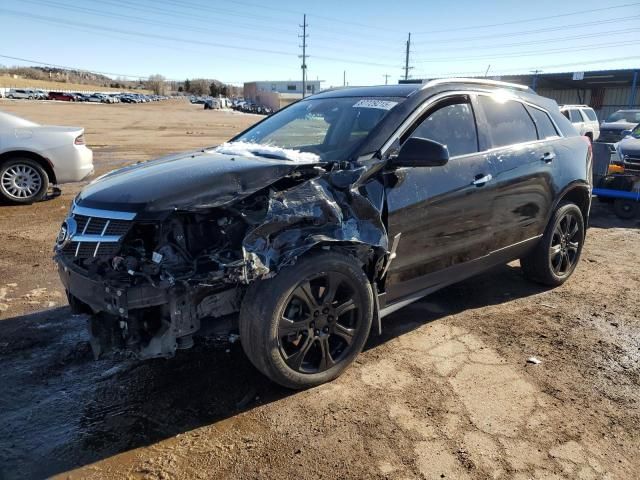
[520,202,585,286]
[613,198,638,219]
[0,158,49,204]
[239,251,373,389]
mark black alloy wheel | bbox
[239,251,374,389]
[548,211,581,276]
[521,202,585,286]
[278,271,362,374]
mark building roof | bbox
[493,68,639,90]
[402,68,640,90]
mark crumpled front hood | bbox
[76,150,319,212]
[617,136,640,156]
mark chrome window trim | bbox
[380,89,564,160]
[72,203,137,220]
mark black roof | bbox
[310,84,420,99]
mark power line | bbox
[412,14,640,45]
[413,39,640,63]
[413,1,640,34]
[415,28,639,54]
[1,9,401,69]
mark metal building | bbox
[401,69,639,121]
[494,69,639,120]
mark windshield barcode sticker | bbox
[353,99,398,110]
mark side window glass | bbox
[527,106,559,139]
[478,96,538,148]
[409,102,478,157]
[582,109,597,122]
[569,109,582,122]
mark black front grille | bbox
[59,210,134,259]
[74,214,131,236]
[623,155,640,173]
[62,241,122,257]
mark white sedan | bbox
[0,111,93,204]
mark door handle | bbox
[472,173,492,186]
[541,152,555,163]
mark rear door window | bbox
[408,100,478,157]
[581,109,598,122]
[478,96,538,148]
[527,106,559,139]
[569,109,582,123]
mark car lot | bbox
[0,99,638,479]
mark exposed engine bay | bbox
[55,160,389,360]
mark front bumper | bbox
[57,260,169,318]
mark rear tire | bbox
[613,198,638,219]
[239,251,374,389]
[0,158,49,204]
[520,202,585,287]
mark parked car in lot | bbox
[86,93,107,103]
[614,123,640,174]
[560,105,600,141]
[6,89,36,100]
[0,111,93,203]
[48,91,77,102]
[54,79,591,388]
[597,109,640,144]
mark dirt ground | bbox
[0,99,638,480]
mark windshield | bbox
[606,110,640,123]
[231,96,404,161]
[631,124,640,139]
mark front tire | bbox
[239,251,374,389]
[520,202,585,286]
[0,158,49,204]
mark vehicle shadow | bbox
[0,263,546,479]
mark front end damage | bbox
[54,163,389,360]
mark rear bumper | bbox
[50,145,94,183]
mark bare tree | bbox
[190,79,209,96]
[146,74,167,95]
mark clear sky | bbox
[0,0,639,87]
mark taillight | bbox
[74,134,85,145]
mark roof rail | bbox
[422,77,532,92]
[560,104,590,108]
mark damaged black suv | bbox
[54,79,592,389]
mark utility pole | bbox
[404,33,412,81]
[299,14,309,98]
[383,74,390,85]
[530,69,542,91]
[343,70,346,87]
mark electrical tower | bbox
[299,14,309,98]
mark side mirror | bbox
[621,130,632,137]
[391,137,449,167]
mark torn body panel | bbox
[55,159,391,360]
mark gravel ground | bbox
[0,99,638,480]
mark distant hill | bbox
[0,65,144,89]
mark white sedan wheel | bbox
[0,159,49,204]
